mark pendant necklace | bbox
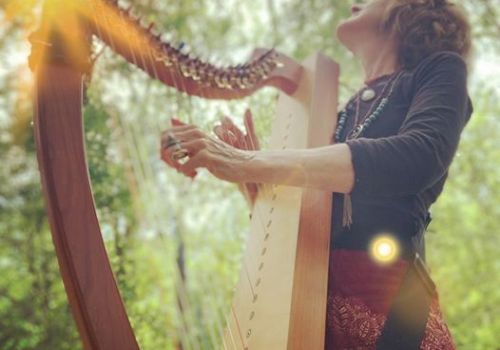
[334,70,405,228]
[361,88,376,102]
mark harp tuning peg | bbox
[123,5,133,14]
[147,22,155,33]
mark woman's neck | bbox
[357,40,400,85]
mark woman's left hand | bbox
[160,118,256,183]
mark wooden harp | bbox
[29,0,339,348]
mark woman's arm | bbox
[161,124,355,193]
[344,51,472,197]
[161,52,471,197]
[242,144,355,193]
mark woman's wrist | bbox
[240,149,306,186]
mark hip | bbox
[325,249,455,350]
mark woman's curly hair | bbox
[381,0,472,69]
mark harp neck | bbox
[30,0,302,98]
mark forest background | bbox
[0,0,499,349]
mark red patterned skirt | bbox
[325,249,455,350]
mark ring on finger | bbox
[163,133,189,160]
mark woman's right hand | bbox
[213,109,260,209]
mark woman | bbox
[161,0,473,348]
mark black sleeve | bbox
[345,51,473,197]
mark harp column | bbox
[29,1,140,349]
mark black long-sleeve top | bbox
[331,51,473,260]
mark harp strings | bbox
[88,1,281,348]
[112,6,206,350]
[192,53,279,350]
[88,4,192,350]
[89,3,226,349]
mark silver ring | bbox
[164,134,188,160]
[165,133,181,149]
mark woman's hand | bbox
[212,109,261,208]
[213,109,261,152]
[160,118,256,183]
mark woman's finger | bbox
[160,148,181,170]
[168,118,196,133]
[178,151,207,178]
[213,125,231,144]
[221,116,246,140]
[219,119,249,149]
[171,117,187,126]
[165,127,205,145]
[180,139,208,157]
[214,125,238,147]
[160,145,198,178]
[244,109,260,150]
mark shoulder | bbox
[397,50,469,101]
[410,50,469,84]
[407,50,473,121]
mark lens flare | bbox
[369,233,400,265]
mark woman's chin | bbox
[335,21,354,48]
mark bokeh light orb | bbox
[369,233,400,265]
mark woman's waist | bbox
[331,192,429,230]
[327,248,410,314]
[331,216,420,261]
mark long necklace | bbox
[335,70,404,228]
[335,70,403,143]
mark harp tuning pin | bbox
[229,74,239,89]
[177,41,188,54]
[242,76,250,87]
[170,52,179,64]
[236,77,247,89]
[189,59,200,80]
[214,73,225,89]
[180,63,190,78]
[221,73,232,89]
[191,69,201,81]
[147,22,155,33]
[163,57,173,67]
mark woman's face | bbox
[336,0,392,53]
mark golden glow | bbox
[369,233,400,265]
[27,0,157,72]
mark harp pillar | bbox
[29,1,140,349]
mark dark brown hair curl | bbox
[381,0,472,69]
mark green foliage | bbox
[0,0,499,349]
[0,120,81,349]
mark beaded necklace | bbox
[335,70,404,228]
[335,70,404,143]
